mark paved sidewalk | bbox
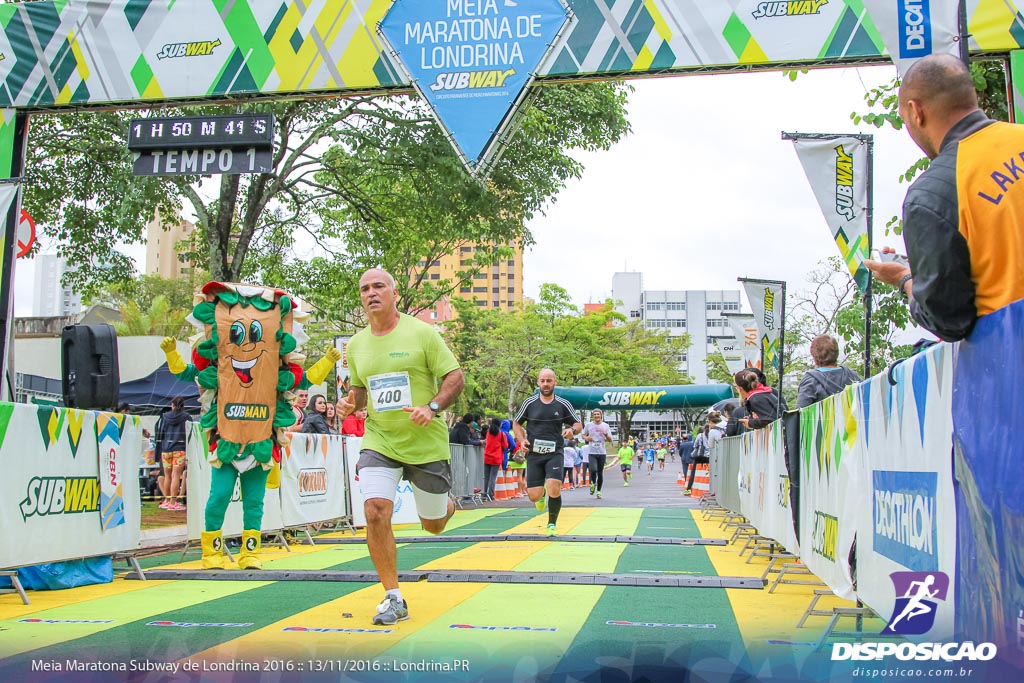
[475,456,697,509]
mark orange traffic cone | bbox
[677,472,685,486]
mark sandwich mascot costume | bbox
[160,282,339,569]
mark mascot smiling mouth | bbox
[231,354,261,385]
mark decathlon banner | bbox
[861,0,961,77]
[952,298,1024,661]
[853,342,956,641]
[378,0,571,174]
[798,386,860,600]
[343,436,420,527]
[0,403,142,569]
[96,412,130,531]
[723,313,762,370]
[790,135,872,292]
[737,420,799,553]
[279,433,347,526]
[185,424,284,541]
[739,279,785,371]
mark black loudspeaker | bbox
[62,324,120,410]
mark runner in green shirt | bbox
[617,444,634,486]
[338,268,465,626]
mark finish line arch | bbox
[1,0,1023,387]
[554,384,732,411]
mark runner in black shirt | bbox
[513,368,581,537]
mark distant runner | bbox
[513,369,581,537]
[617,442,635,486]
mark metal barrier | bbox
[709,436,742,514]
[448,443,485,504]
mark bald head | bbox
[901,54,978,114]
[359,267,399,319]
[898,54,980,159]
[360,268,396,288]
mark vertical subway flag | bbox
[722,313,762,371]
[378,0,571,176]
[791,137,871,292]
[740,280,785,371]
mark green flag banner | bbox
[553,385,732,411]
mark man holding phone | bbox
[865,54,1024,341]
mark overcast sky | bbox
[14,64,923,319]
[521,64,922,310]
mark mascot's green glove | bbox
[305,347,341,386]
[161,336,187,376]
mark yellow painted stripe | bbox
[186,579,489,661]
[0,579,274,659]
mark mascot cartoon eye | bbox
[249,320,263,343]
[230,321,245,346]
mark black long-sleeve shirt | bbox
[902,110,1024,341]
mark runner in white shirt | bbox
[581,409,612,499]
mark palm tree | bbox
[113,295,188,338]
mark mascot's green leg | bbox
[205,463,239,532]
[236,467,270,570]
[239,465,270,531]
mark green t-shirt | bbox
[348,313,460,465]
[657,448,668,460]
[618,446,634,464]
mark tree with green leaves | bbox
[24,84,631,315]
[112,294,188,339]
[790,257,913,378]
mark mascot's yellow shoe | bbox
[201,530,225,570]
[238,529,262,570]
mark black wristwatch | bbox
[898,273,914,300]
[428,401,441,415]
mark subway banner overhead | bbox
[3,0,1024,114]
[554,385,733,411]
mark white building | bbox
[611,271,743,385]
[32,254,81,317]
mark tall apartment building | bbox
[413,242,523,323]
[145,214,197,279]
[611,272,743,385]
[32,254,81,317]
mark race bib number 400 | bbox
[368,372,412,412]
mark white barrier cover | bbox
[280,433,347,526]
[854,344,956,640]
[738,421,799,553]
[344,436,420,526]
[1,403,142,568]
[185,425,283,541]
[799,386,861,600]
